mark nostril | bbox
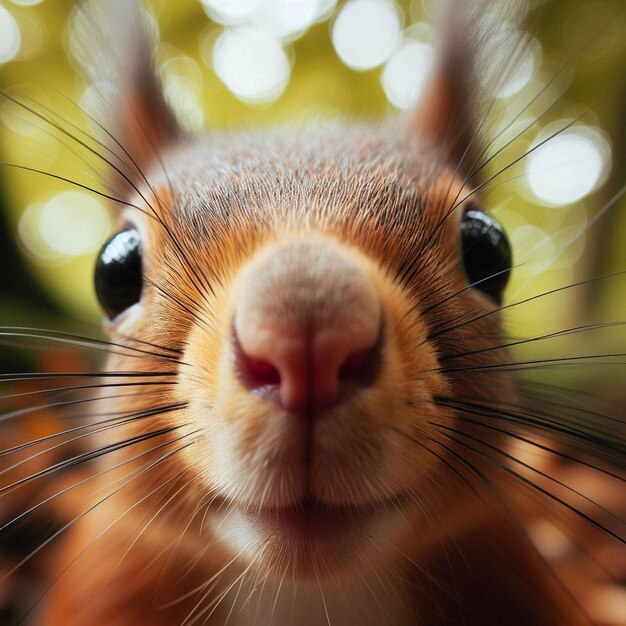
[234,334,281,391]
[338,327,383,390]
[248,357,281,386]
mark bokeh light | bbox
[510,224,556,272]
[212,27,291,103]
[478,28,541,99]
[9,0,45,6]
[79,81,116,121]
[332,0,401,70]
[159,55,205,131]
[525,124,611,206]
[200,0,259,26]
[0,6,21,65]
[201,0,330,40]
[253,0,320,41]
[10,10,46,60]
[19,191,111,264]
[381,38,434,109]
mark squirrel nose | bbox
[234,317,382,412]
[232,238,383,413]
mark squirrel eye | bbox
[94,228,143,320]
[460,206,512,304]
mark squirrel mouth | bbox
[238,494,402,539]
[213,493,410,578]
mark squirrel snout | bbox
[231,238,383,413]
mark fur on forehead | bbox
[143,123,465,226]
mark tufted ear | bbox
[76,0,181,189]
[410,17,477,173]
[410,1,525,176]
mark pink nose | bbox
[232,239,382,413]
[234,319,382,412]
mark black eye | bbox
[95,228,143,320]
[460,206,512,303]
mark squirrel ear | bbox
[410,1,524,175]
[409,5,482,175]
[410,37,476,174]
[78,0,181,188]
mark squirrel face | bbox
[98,127,514,577]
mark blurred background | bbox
[0,0,624,381]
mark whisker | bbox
[0,402,185,458]
[0,326,183,361]
[427,269,626,341]
[440,320,626,361]
[425,434,595,624]
[0,379,176,403]
[0,402,187,482]
[434,420,625,527]
[0,415,189,534]
[0,370,176,383]
[14,436,198,625]
[0,423,186,496]
[0,91,161,215]
[435,352,626,375]
[434,395,626,469]
[0,162,144,209]
[0,390,173,424]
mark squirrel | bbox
[0,1,624,625]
